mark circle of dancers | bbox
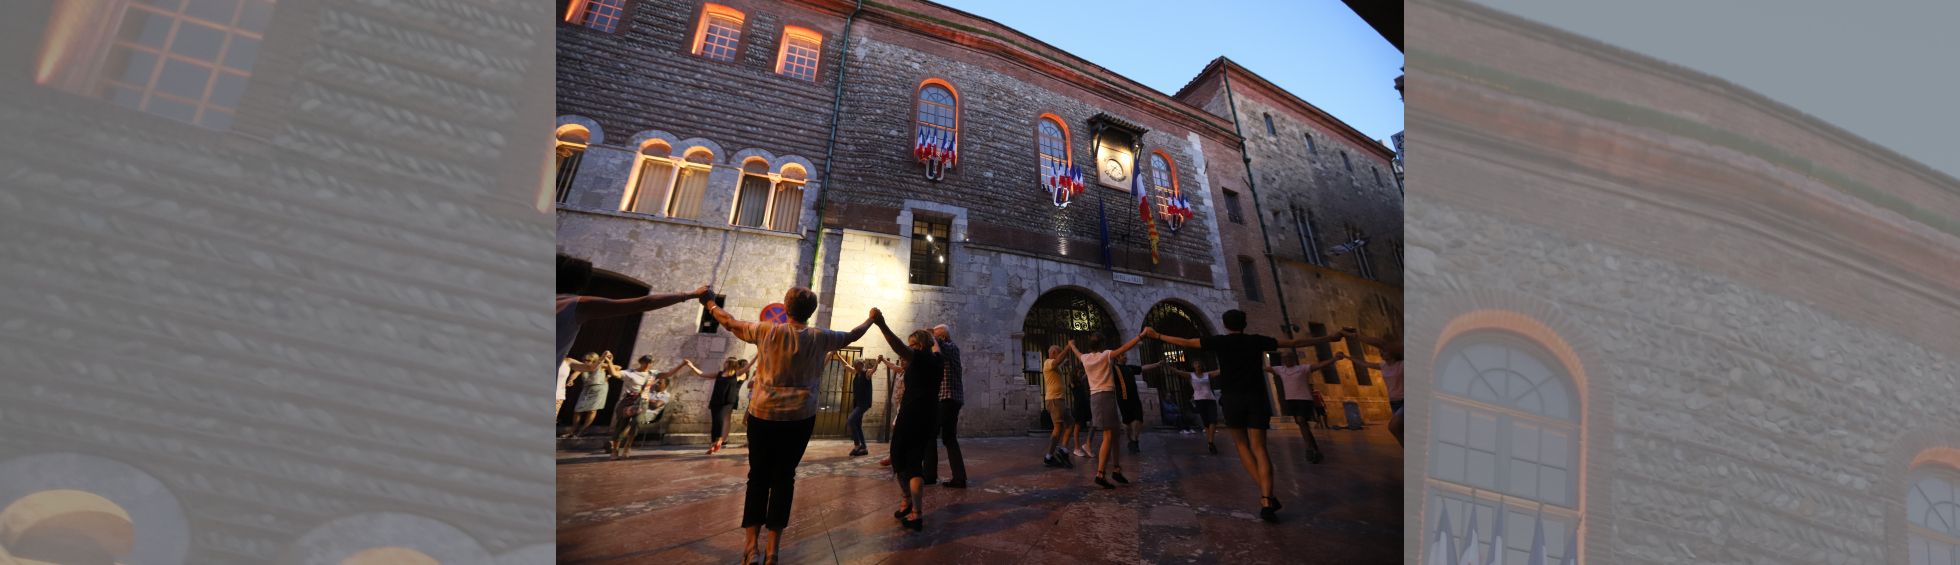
[557,256,1404,565]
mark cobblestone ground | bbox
[558,425,1402,564]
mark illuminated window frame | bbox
[564,0,628,33]
[554,124,591,204]
[1909,461,1960,565]
[1037,114,1070,186]
[727,159,805,233]
[915,80,959,156]
[36,0,277,131]
[623,140,682,214]
[1148,151,1179,220]
[774,26,822,81]
[691,5,745,62]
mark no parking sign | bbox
[759,303,790,324]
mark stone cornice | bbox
[1176,57,1397,163]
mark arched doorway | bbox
[559,256,651,429]
[1020,289,1117,430]
[1138,300,1213,427]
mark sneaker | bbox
[1074,448,1090,458]
[1045,456,1063,468]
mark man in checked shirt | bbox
[921,324,968,488]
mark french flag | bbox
[941,132,957,166]
[913,129,926,161]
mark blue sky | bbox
[930,0,1404,143]
[1469,0,1960,178]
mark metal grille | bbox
[1020,290,1116,429]
[555,145,583,203]
[812,348,864,439]
[1139,301,1213,426]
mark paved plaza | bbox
[558,425,1402,564]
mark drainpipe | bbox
[1219,58,1297,339]
[808,0,864,293]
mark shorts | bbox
[1191,399,1218,427]
[1220,392,1271,430]
[1045,398,1075,427]
[1118,393,1143,424]
[1089,391,1121,429]
[1284,399,1315,417]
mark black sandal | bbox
[1259,497,1281,522]
[1094,475,1115,489]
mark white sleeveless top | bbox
[1191,373,1216,401]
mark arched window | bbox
[1911,463,1960,565]
[554,125,590,204]
[1149,152,1178,220]
[664,148,713,220]
[770,164,807,233]
[732,158,772,229]
[916,82,957,151]
[775,27,822,81]
[624,140,675,214]
[729,159,804,233]
[1038,116,1069,185]
[692,5,745,62]
[1428,331,1581,565]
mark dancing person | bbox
[921,324,967,488]
[1070,361,1095,459]
[876,355,906,467]
[1066,331,1147,489]
[830,352,877,457]
[697,356,757,454]
[556,255,710,360]
[1310,387,1330,429]
[872,312,942,531]
[704,288,874,565]
[1338,329,1405,445]
[566,351,618,438]
[557,357,580,426]
[1266,351,1338,461]
[611,357,699,459]
[1040,345,1076,469]
[1115,351,1146,453]
[1144,311,1342,521]
[1160,359,1222,453]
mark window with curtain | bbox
[768,182,803,232]
[1038,117,1067,183]
[1911,467,1960,565]
[665,164,709,220]
[917,84,956,146]
[627,158,675,213]
[732,173,772,228]
[554,146,583,203]
[1427,333,1581,565]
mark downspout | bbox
[808,0,864,292]
[1219,58,1297,339]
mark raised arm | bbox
[565,358,599,373]
[703,299,758,344]
[1108,332,1148,359]
[1335,350,1382,370]
[1339,329,1403,358]
[1143,327,1203,349]
[1276,333,1342,349]
[1306,357,1340,373]
[576,286,713,324]
[660,360,702,380]
[872,310,916,359]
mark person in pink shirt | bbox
[1264,351,1338,461]
[1338,329,1405,445]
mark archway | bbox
[1,489,133,565]
[1139,300,1214,426]
[1020,288,1118,430]
[559,256,652,429]
[0,453,188,565]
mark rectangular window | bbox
[665,166,708,220]
[731,174,772,228]
[1224,190,1245,224]
[1351,227,1377,280]
[626,158,676,213]
[1373,167,1383,186]
[1238,258,1262,302]
[62,0,278,130]
[1309,323,1339,384]
[768,182,803,232]
[1295,209,1325,266]
[697,13,742,62]
[1341,151,1352,172]
[776,32,820,81]
[554,144,584,203]
[567,0,627,32]
[909,218,951,286]
[1305,134,1317,154]
[1264,113,1275,135]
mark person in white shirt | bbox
[609,355,699,459]
[1157,359,1222,454]
[1265,351,1338,461]
[1065,331,1147,490]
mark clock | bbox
[1102,157,1128,183]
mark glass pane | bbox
[170,20,227,61]
[146,96,198,123]
[1511,422,1539,460]
[112,47,163,86]
[109,87,145,108]
[1464,343,1505,373]
[184,0,241,24]
[1542,428,1569,468]
[1468,411,1498,450]
[1912,536,1928,565]
[1039,119,1062,138]
[1440,354,1475,395]
[197,108,233,130]
[1433,444,1465,483]
[209,71,248,108]
[920,85,953,105]
[1509,459,1537,496]
[155,58,213,100]
[1435,404,1467,444]
[121,9,176,48]
[1541,466,1567,505]
[224,35,260,70]
[1467,449,1497,488]
[238,0,275,32]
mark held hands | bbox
[1142,327,1160,339]
[695,286,714,305]
[869,308,884,325]
[1334,351,1348,361]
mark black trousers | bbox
[709,405,733,443]
[741,414,816,530]
[923,400,966,482]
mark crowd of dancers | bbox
[556,256,1405,565]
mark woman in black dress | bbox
[872,312,941,531]
[696,356,756,454]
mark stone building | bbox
[1175,59,1406,425]
[555,0,1403,441]
[2,0,556,562]
[1407,1,1960,564]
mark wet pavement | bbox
[558,425,1403,565]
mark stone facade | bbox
[1407,1,1960,564]
[1176,60,1407,423]
[554,1,1393,437]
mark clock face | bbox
[1103,158,1128,182]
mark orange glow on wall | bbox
[775,26,822,80]
[35,0,115,87]
[0,489,135,562]
[339,547,441,565]
[1914,446,1960,474]
[690,5,746,58]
